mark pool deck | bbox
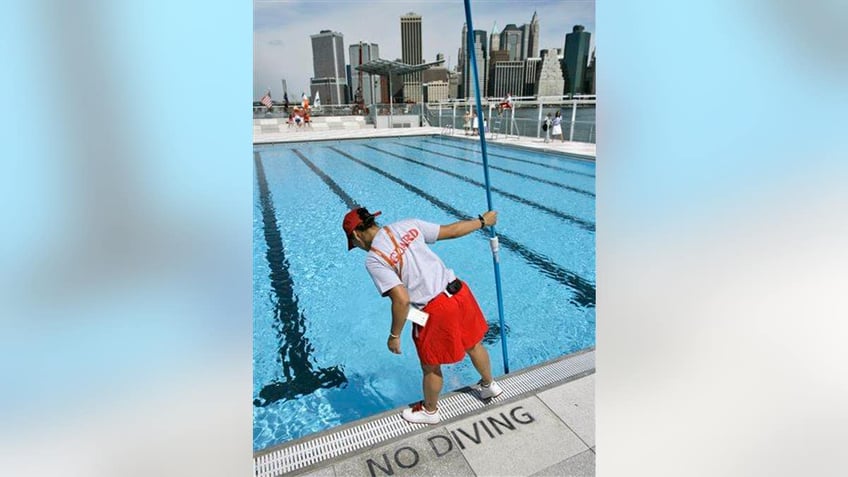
[253,125,596,160]
[254,349,595,477]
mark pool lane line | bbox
[421,137,595,178]
[326,146,596,308]
[390,141,594,197]
[253,151,347,407]
[292,148,359,210]
[361,144,595,233]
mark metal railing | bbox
[253,95,596,143]
[424,96,596,143]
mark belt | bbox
[444,279,462,298]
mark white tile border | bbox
[253,126,595,159]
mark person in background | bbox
[498,93,513,114]
[543,113,552,143]
[293,107,303,128]
[343,207,504,424]
[551,110,564,142]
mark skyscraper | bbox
[520,24,530,60]
[562,25,591,95]
[462,28,487,99]
[310,30,347,104]
[491,60,524,99]
[349,42,381,106]
[448,70,459,99]
[500,24,522,61]
[458,23,467,97]
[527,12,540,59]
[585,49,596,94]
[400,12,423,102]
[488,49,509,97]
[489,24,500,54]
[524,57,541,96]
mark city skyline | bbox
[254,0,595,101]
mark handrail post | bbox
[569,99,577,141]
[537,100,543,139]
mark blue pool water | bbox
[253,135,595,451]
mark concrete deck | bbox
[254,350,595,477]
[300,376,594,477]
[253,125,596,160]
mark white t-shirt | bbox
[365,219,456,307]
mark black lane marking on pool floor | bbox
[362,144,595,233]
[391,141,595,198]
[253,152,347,407]
[421,138,595,178]
[292,148,359,210]
[327,146,596,308]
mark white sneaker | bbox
[401,402,441,424]
[476,379,504,400]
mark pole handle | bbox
[489,236,499,253]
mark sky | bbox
[254,0,595,101]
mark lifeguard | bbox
[498,93,513,113]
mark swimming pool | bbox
[253,135,595,451]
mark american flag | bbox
[260,91,272,108]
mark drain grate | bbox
[254,349,594,477]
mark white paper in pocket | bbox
[406,307,429,327]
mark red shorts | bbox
[412,280,489,366]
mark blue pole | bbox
[462,0,510,374]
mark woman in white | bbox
[463,110,472,135]
[551,110,564,142]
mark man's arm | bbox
[437,210,498,240]
[385,284,410,354]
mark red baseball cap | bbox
[342,207,381,250]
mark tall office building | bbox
[401,12,423,102]
[527,12,540,58]
[349,42,382,106]
[562,25,591,95]
[489,25,500,54]
[423,81,449,103]
[448,70,459,99]
[423,66,449,84]
[536,49,565,97]
[423,62,449,104]
[458,24,466,98]
[488,49,509,97]
[524,57,541,96]
[500,24,522,61]
[491,60,524,99]
[310,30,348,104]
[520,24,531,60]
[584,49,596,94]
[461,28,487,99]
